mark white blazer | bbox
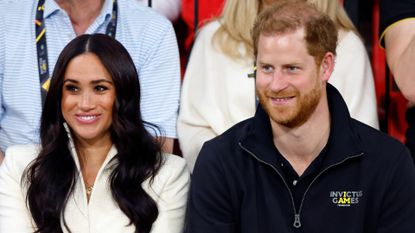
[0,143,190,233]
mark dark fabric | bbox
[379,0,415,46]
[405,106,415,161]
[343,0,359,26]
[275,146,327,211]
[185,84,415,233]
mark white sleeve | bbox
[150,155,190,233]
[329,32,379,129]
[0,148,35,233]
[177,24,220,171]
[178,22,256,171]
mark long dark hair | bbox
[24,34,163,233]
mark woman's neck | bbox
[75,136,112,189]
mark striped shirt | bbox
[0,0,181,151]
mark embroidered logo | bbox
[330,191,363,207]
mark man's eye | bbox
[261,65,273,73]
[287,66,299,72]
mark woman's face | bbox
[61,52,116,146]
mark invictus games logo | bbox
[330,191,363,207]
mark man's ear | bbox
[320,52,335,82]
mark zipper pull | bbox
[293,214,302,228]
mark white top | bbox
[178,21,256,171]
[0,143,190,233]
[178,21,379,171]
[329,30,379,129]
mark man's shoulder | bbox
[352,120,410,160]
[198,117,254,166]
[379,0,415,40]
[118,0,172,30]
[209,118,253,146]
[0,0,35,20]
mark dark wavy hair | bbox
[24,34,163,233]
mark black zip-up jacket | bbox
[185,84,415,233]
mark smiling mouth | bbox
[75,114,100,123]
[271,96,295,103]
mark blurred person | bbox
[380,0,415,102]
[379,0,415,159]
[184,1,415,232]
[0,34,190,233]
[308,0,378,128]
[0,0,181,163]
[178,0,378,171]
[137,0,181,22]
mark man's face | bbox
[255,29,326,128]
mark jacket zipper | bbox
[239,142,363,229]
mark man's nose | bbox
[269,71,289,92]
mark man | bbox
[379,0,415,159]
[0,0,180,162]
[185,1,415,232]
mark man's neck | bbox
[55,0,105,35]
[271,95,331,176]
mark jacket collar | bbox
[239,84,364,169]
[63,122,118,172]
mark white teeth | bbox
[79,115,97,120]
[274,97,291,101]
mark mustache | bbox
[265,88,299,98]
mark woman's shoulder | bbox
[337,30,365,52]
[1,144,40,180]
[158,153,189,178]
[196,20,222,39]
[143,153,190,195]
[4,144,40,166]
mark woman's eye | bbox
[95,85,108,92]
[64,85,78,92]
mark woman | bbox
[178,0,258,171]
[178,0,378,171]
[308,0,378,131]
[0,34,190,233]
